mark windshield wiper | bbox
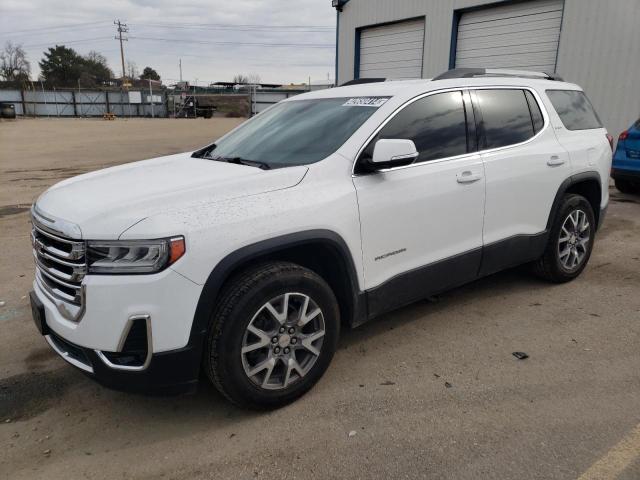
[192,144,215,159]
[211,156,271,170]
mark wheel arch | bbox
[547,172,603,232]
[188,230,366,354]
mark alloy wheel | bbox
[241,293,325,390]
[558,209,591,270]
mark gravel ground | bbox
[1,118,639,480]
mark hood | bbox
[35,152,308,238]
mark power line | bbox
[21,37,114,48]
[128,36,334,48]
[127,24,334,33]
[128,22,334,31]
[0,20,109,36]
[1,20,333,38]
[95,47,332,67]
[20,35,334,51]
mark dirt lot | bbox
[1,118,640,480]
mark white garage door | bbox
[456,0,564,73]
[359,18,425,79]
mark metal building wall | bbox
[336,0,640,136]
[555,0,640,138]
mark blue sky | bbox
[0,0,336,85]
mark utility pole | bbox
[179,58,183,82]
[114,20,129,86]
[149,78,155,118]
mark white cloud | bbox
[0,0,336,84]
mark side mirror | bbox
[370,139,419,170]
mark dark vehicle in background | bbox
[612,118,640,194]
[0,102,16,119]
[173,95,217,118]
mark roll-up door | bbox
[359,18,425,79]
[455,0,564,72]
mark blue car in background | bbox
[612,117,640,194]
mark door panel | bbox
[481,127,570,243]
[475,88,570,244]
[354,154,485,290]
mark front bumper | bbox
[49,329,201,394]
[32,291,204,394]
[611,168,640,181]
[31,265,206,394]
[33,266,202,353]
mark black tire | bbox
[615,178,638,194]
[533,194,596,283]
[204,261,340,409]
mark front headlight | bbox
[87,236,185,274]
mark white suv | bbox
[30,68,612,408]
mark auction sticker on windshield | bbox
[343,97,389,107]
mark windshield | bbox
[204,97,388,168]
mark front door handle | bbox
[547,155,565,167]
[457,171,482,184]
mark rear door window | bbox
[546,90,602,131]
[474,89,535,149]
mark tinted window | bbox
[362,91,468,164]
[475,89,535,149]
[546,90,602,130]
[207,97,384,167]
[525,90,544,134]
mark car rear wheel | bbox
[533,194,595,283]
[204,261,340,409]
[615,178,638,194]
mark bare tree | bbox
[247,73,261,85]
[126,60,139,80]
[86,50,108,66]
[233,74,249,84]
[0,41,30,82]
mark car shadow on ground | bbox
[338,266,545,350]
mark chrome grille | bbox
[31,220,86,320]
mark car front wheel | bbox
[204,261,340,409]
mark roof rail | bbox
[432,68,563,82]
[340,78,386,86]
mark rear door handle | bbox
[457,171,482,184]
[547,155,565,167]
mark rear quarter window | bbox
[546,90,602,131]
